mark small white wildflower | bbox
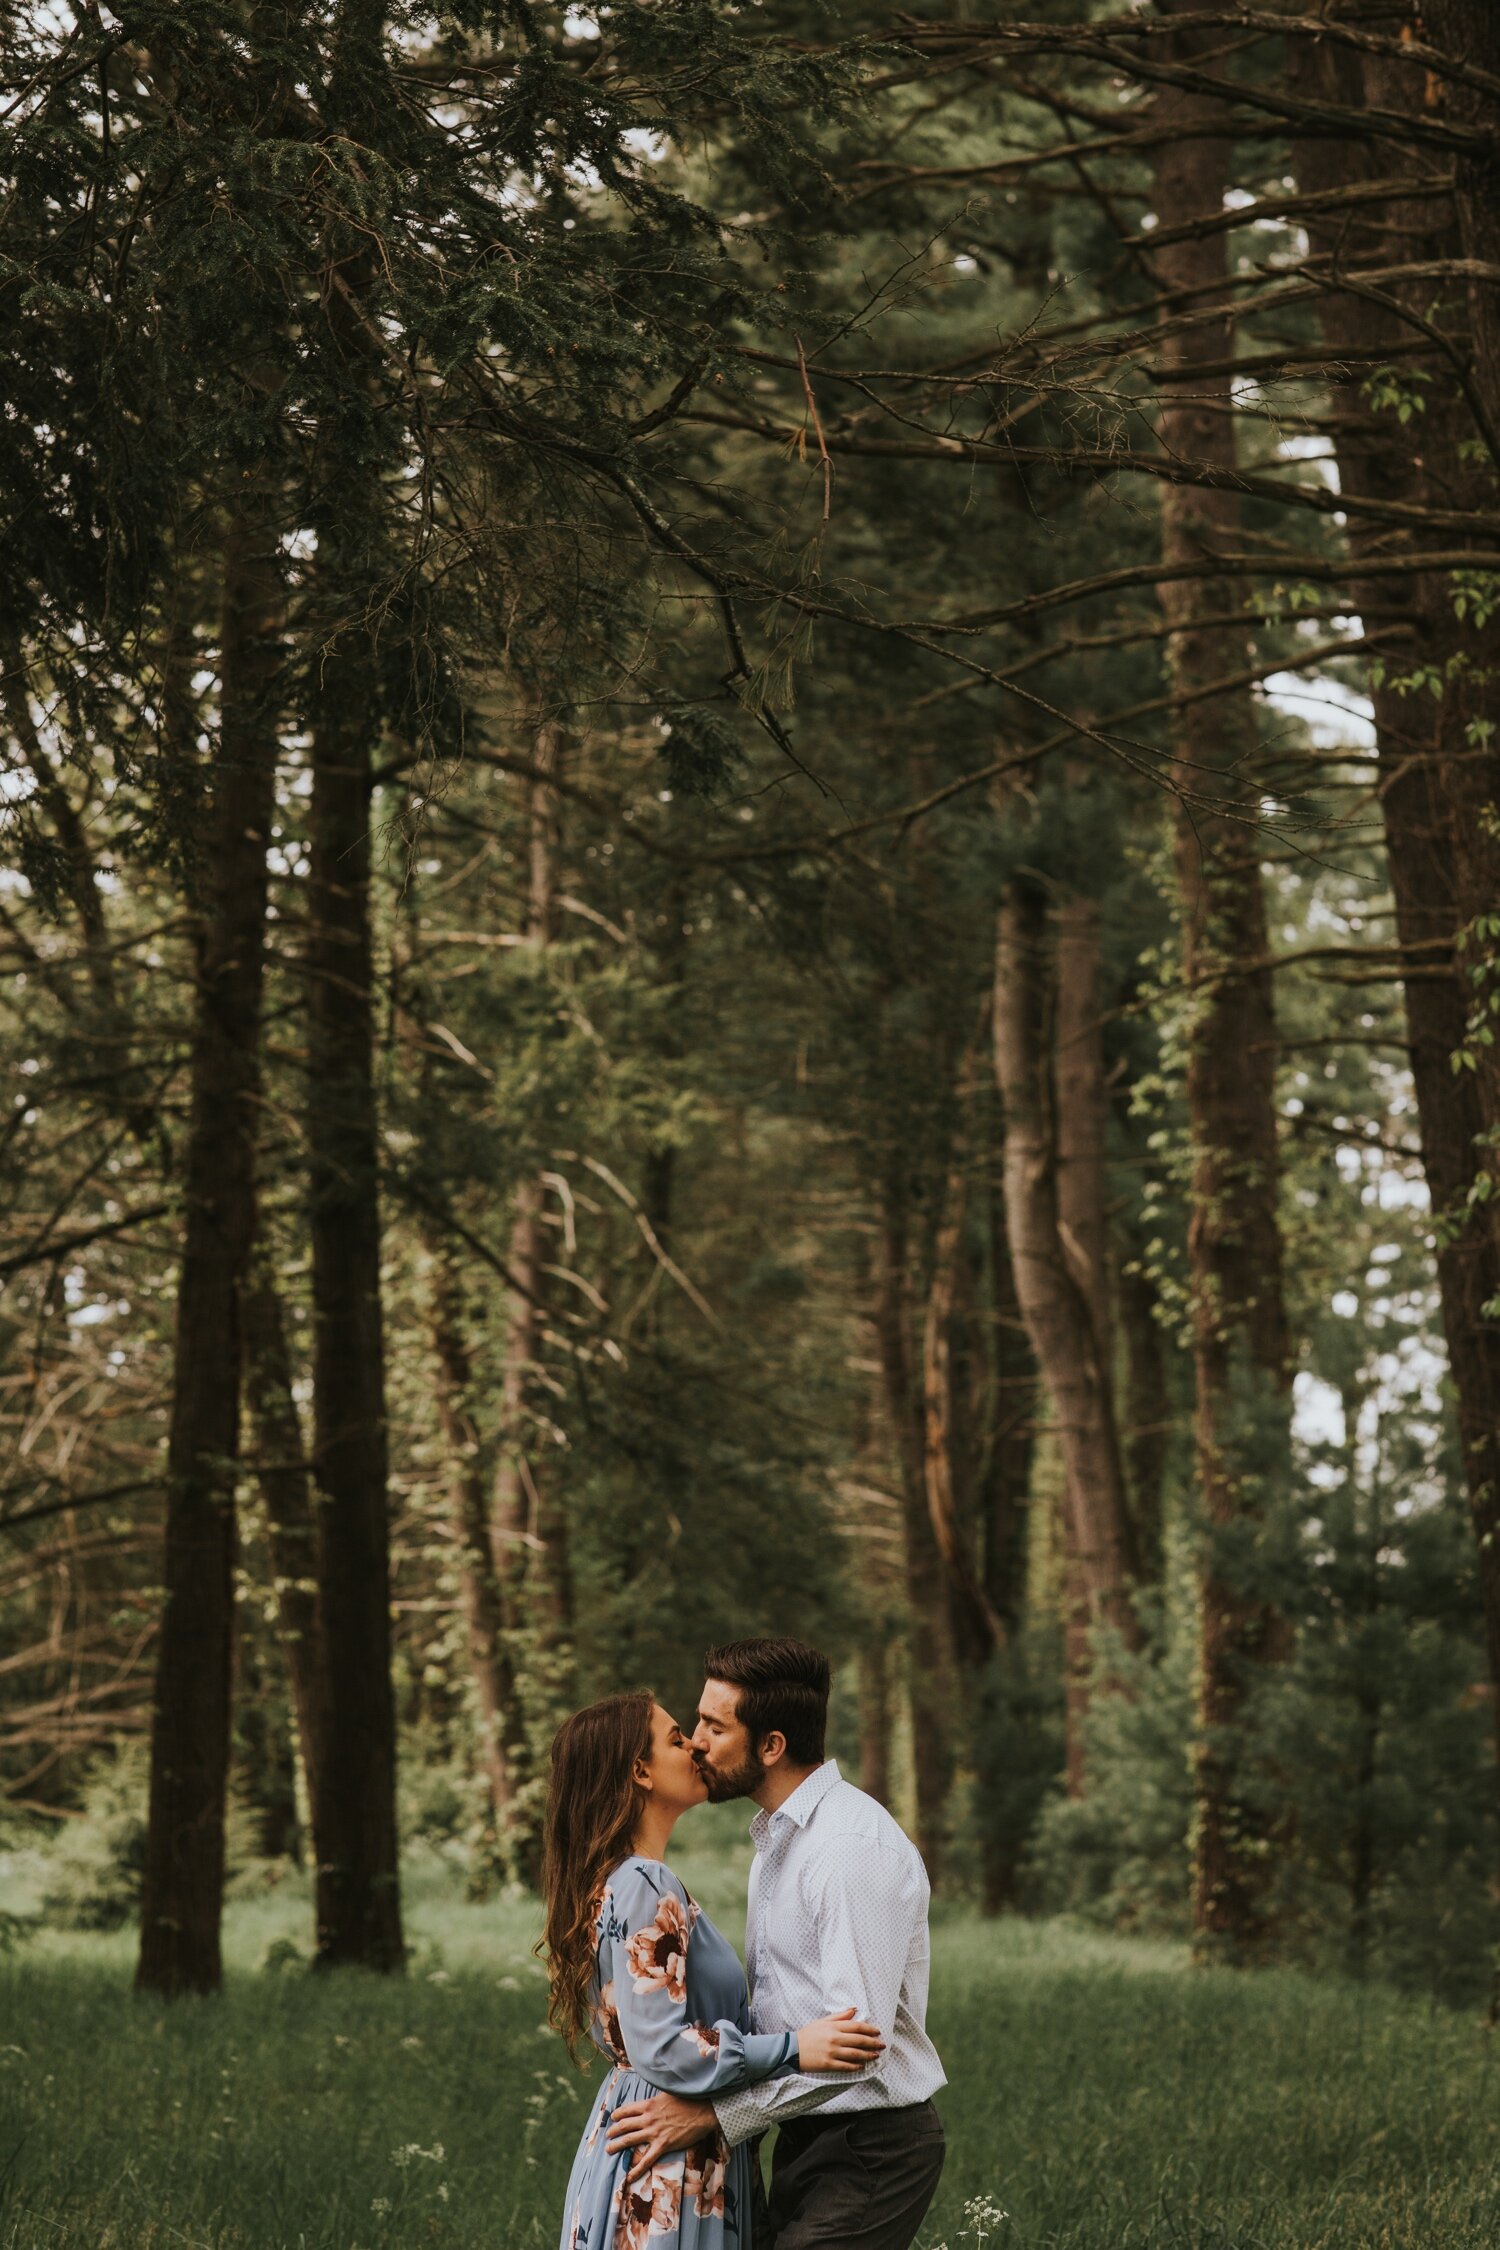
[497,1975,520,1991]
[400,2035,424,2051]
[371,2195,392,2216]
[427,1969,451,1987]
[437,2183,450,2203]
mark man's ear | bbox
[759,1730,788,1770]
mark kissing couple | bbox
[541,1636,946,2250]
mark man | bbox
[606,1636,946,2249]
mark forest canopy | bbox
[3,0,1500,2011]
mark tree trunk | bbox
[242,1266,326,1836]
[1054,894,1122,1790]
[1117,1250,1170,1576]
[848,1243,900,1811]
[992,883,1141,1662]
[1288,0,1500,1860]
[923,1036,1006,1671]
[136,511,280,1997]
[1152,1,1293,1952]
[492,720,571,1640]
[305,583,404,1974]
[486,719,573,1876]
[874,1181,955,1884]
[1054,898,1112,1352]
[1428,7,1500,425]
[427,1248,515,1822]
[857,1638,893,1807]
[978,1157,1035,1631]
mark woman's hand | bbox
[797,2006,885,2073]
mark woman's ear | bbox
[633,1755,653,1793]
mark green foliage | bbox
[35,1748,149,1933]
[656,706,749,803]
[1257,1420,1500,2004]
[961,1631,1068,1911]
[1026,1618,1197,1936]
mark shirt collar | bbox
[749,1759,841,1847]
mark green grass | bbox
[2,1809,1498,2249]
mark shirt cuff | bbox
[715,2081,773,2148]
[759,2030,799,2079]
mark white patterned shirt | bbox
[713,1760,946,2149]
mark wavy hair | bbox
[539,1691,654,2060]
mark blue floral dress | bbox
[559,1855,798,2250]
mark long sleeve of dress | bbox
[713,1833,921,2147]
[600,1859,798,2098]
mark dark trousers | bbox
[757,2100,946,2250]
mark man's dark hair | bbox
[703,1637,830,1767]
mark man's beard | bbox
[696,1745,766,1803]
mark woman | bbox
[541,1692,883,2250]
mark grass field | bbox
[3,1809,1498,2249]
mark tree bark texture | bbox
[922,1030,1007,1671]
[1427,7,1500,439]
[857,1637,894,1808]
[875,1181,955,1884]
[978,1164,1036,1632]
[136,511,281,1997]
[492,720,571,1644]
[1055,895,1127,1793]
[243,1267,326,1836]
[1152,0,1294,1950]
[306,585,404,1974]
[993,885,1141,1650]
[849,1247,901,1812]
[1288,2,1500,1811]
[427,1248,515,1822]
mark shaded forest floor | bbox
[2,1813,1498,2249]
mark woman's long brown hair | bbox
[540,1691,654,2059]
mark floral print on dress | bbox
[613,2164,683,2249]
[593,1978,627,2066]
[554,1855,797,2250]
[684,2129,729,2222]
[624,1889,694,2006]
